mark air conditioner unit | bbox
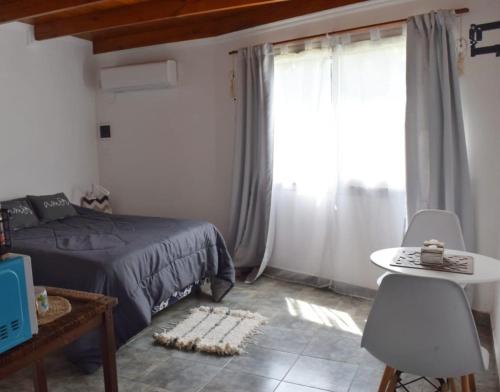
[99,60,177,92]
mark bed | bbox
[11,206,235,373]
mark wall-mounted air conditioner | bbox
[99,60,177,92]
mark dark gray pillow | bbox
[1,198,40,231]
[27,193,78,222]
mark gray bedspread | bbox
[11,207,235,373]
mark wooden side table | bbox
[0,287,118,392]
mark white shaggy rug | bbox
[153,306,266,355]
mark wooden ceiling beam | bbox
[0,0,107,24]
[93,0,366,53]
[93,15,228,53]
[35,0,289,40]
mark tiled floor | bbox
[1,277,499,392]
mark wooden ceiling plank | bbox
[0,0,107,24]
[92,0,366,54]
[35,0,289,40]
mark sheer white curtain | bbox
[269,35,407,289]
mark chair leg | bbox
[468,374,476,392]
[386,369,399,392]
[461,376,471,392]
[447,378,457,392]
[378,366,395,392]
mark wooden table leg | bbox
[461,375,471,392]
[100,307,118,392]
[33,360,48,392]
[468,374,476,392]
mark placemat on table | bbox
[391,249,474,275]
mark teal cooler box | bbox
[0,254,38,354]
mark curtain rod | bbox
[228,7,469,55]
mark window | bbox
[273,35,406,195]
[268,33,407,283]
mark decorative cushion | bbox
[81,195,112,214]
[27,193,78,222]
[0,198,40,231]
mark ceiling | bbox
[1,0,366,54]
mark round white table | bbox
[370,247,500,285]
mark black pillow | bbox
[27,193,78,222]
[0,198,40,231]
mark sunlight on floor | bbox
[285,297,362,335]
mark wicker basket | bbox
[37,296,72,326]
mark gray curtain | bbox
[229,43,274,282]
[406,10,475,251]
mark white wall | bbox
[94,0,500,369]
[0,23,99,202]
[95,44,233,234]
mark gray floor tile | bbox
[266,310,327,333]
[137,357,220,392]
[399,377,440,392]
[302,330,364,364]
[226,345,299,380]
[47,375,106,392]
[348,366,384,392]
[117,346,161,380]
[169,348,232,367]
[253,325,314,354]
[49,376,171,392]
[200,369,279,392]
[118,380,173,392]
[127,327,159,351]
[152,306,194,328]
[284,356,358,392]
[275,382,326,392]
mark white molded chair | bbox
[362,274,488,392]
[401,209,466,250]
[376,209,466,286]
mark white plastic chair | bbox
[401,209,466,250]
[376,209,466,286]
[362,274,488,391]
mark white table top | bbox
[370,247,500,285]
